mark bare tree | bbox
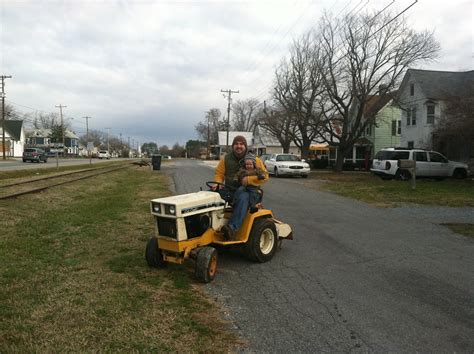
[273,33,325,159]
[79,129,104,148]
[195,108,224,144]
[0,103,18,120]
[35,112,60,129]
[316,11,440,171]
[258,102,294,153]
[171,142,185,157]
[231,98,260,133]
[432,96,474,160]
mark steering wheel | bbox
[206,181,226,191]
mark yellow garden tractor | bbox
[145,182,293,283]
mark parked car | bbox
[22,148,48,163]
[98,150,111,159]
[371,148,469,180]
[265,153,310,178]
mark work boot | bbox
[249,206,258,214]
[222,224,235,240]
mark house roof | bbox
[26,128,79,139]
[4,120,23,141]
[255,127,299,147]
[401,69,474,100]
[218,131,254,146]
[364,92,397,118]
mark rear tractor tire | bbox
[195,247,218,283]
[145,237,166,268]
[244,218,278,263]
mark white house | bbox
[1,120,25,157]
[397,69,474,153]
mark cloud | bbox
[2,0,472,147]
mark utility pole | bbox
[1,75,12,160]
[55,104,67,151]
[220,89,239,151]
[119,133,123,157]
[207,111,210,159]
[128,136,130,157]
[82,116,91,158]
[105,127,111,152]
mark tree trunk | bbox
[334,144,350,172]
[334,153,345,172]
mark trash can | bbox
[151,154,162,171]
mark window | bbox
[414,151,427,161]
[408,141,414,148]
[410,84,414,96]
[406,107,416,126]
[375,151,409,160]
[365,124,372,136]
[392,120,402,136]
[427,104,435,124]
[429,152,447,163]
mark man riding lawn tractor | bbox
[145,136,293,283]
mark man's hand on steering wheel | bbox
[206,181,226,191]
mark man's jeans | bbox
[218,186,250,232]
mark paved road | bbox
[165,159,474,352]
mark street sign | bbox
[87,142,93,152]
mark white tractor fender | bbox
[272,218,293,239]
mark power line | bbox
[246,0,407,107]
[243,0,369,99]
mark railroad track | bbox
[0,164,130,200]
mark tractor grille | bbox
[157,217,177,239]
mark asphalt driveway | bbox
[165,159,474,352]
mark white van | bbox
[98,150,111,159]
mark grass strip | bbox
[308,171,474,207]
[0,167,237,352]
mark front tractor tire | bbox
[244,218,278,263]
[195,247,218,283]
[145,237,166,268]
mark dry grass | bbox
[0,167,239,352]
[303,171,474,207]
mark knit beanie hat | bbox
[232,135,247,150]
[244,152,256,166]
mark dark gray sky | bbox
[1,0,472,147]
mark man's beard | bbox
[233,149,246,159]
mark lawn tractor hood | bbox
[150,191,225,218]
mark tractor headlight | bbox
[165,204,176,215]
[151,202,161,213]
